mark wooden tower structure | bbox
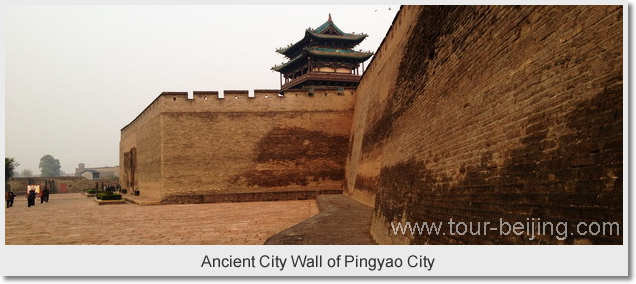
[272,14,373,93]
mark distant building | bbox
[74,163,119,179]
[80,169,100,180]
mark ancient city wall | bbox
[120,94,165,199]
[345,7,421,207]
[346,6,623,245]
[158,89,356,113]
[121,88,356,201]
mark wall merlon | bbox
[193,91,219,95]
[254,89,281,98]
[223,90,249,97]
[193,91,220,100]
[254,89,280,94]
[118,88,358,115]
[160,92,191,102]
[161,92,189,96]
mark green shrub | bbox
[87,189,96,194]
[100,194,122,201]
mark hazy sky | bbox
[4,5,399,175]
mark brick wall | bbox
[346,6,623,245]
[9,177,110,195]
[121,88,356,201]
[120,94,164,199]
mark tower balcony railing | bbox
[281,72,362,91]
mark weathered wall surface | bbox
[346,6,623,245]
[121,89,355,201]
[120,94,165,199]
[345,7,423,207]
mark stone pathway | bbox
[5,193,318,245]
[264,194,377,245]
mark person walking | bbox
[7,190,15,208]
[40,187,50,204]
[27,189,36,207]
[43,187,49,203]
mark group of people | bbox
[26,187,50,207]
[6,186,52,208]
[104,185,120,192]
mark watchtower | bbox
[272,14,373,93]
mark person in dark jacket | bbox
[6,190,15,208]
[27,189,36,207]
[43,187,49,203]
[40,187,49,204]
[8,190,15,207]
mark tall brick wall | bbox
[121,89,356,201]
[346,6,623,245]
[120,94,165,199]
[345,7,422,207]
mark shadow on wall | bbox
[231,126,349,188]
[360,6,622,245]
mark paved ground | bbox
[264,194,376,245]
[5,193,318,245]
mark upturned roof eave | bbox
[272,51,373,74]
[305,49,374,61]
[276,30,368,57]
[271,54,305,72]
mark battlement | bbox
[192,91,218,99]
[121,87,356,133]
[223,90,249,99]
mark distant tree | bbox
[39,155,61,177]
[5,158,19,182]
[20,169,33,177]
[6,158,19,191]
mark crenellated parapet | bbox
[121,87,356,134]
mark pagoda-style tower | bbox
[272,14,373,93]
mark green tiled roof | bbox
[276,32,367,55]
[276,16,368,56]
[305,48,373,60]
[271,48,374,72]
[308,30,367,41]
[273,15,372,73]
[313,17,346,34]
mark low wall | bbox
[8,177,118,195]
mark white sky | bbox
[4,5,399,175]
